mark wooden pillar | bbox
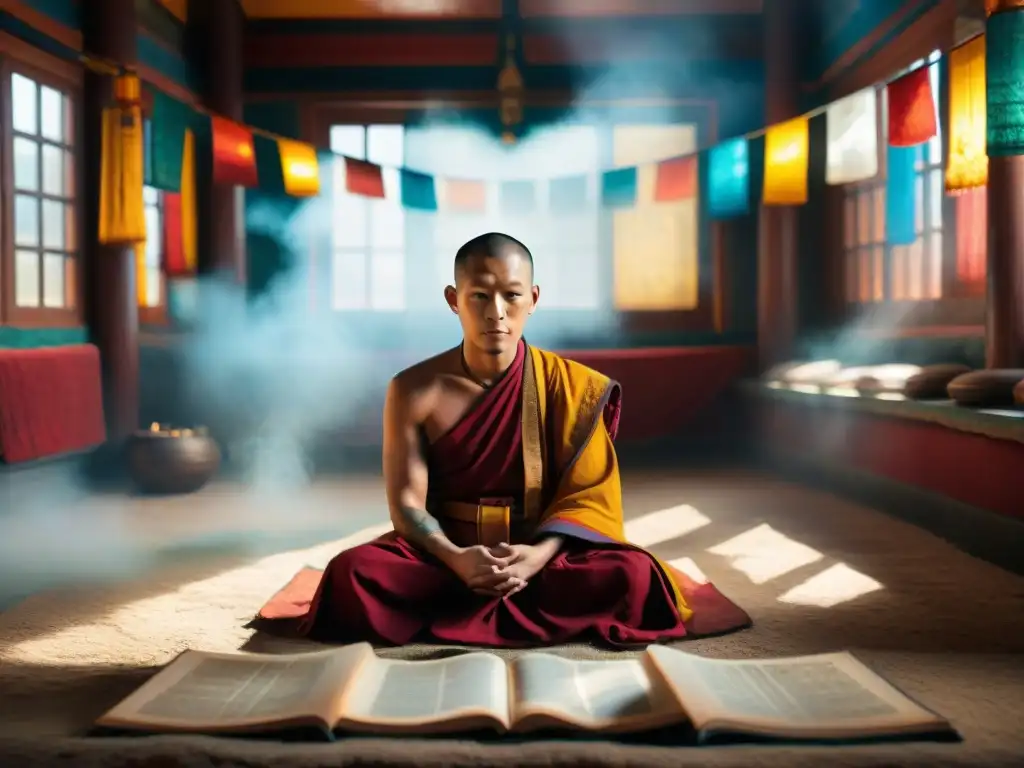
[985,1,1024,368]
[82,0,139,439]
[188,0,246,282]
[757,0,801,370]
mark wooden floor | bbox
[0,467,1023,767]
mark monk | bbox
[291,233,714,648]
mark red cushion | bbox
[0,344,106,463]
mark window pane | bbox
[907,239,924,299]
[63,94,74,145]
[330,125,366,160]
[145,205,161,266]
[872,245,884,301]
[64,256,77,307]
[64,150,75,196]
[371,201,404,249]
[332,251,367,309]
[929,230,943,298]
[12,74,37,134]
[843,196,855,249]
[333,195,369,248]
[42,199,64,249]
[42,143,63,195]
[15,250,40,306]
[143,185,160,205]
[872,186,885,242]
[15,195,39,246]
[146,269,162,308]
[856,192,869,245]
[40,86,63,142]
[367,125,404,167]
[557,252,600,309]
[928,169,943,229]
[42,252,64,307]
[914,175,924,233]
[64,203,77,252]
[370,251,405,310]
[14,138,39,191]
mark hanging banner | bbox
[708,138,750,219]
[211,116,257,187]
[441,178,487,212]
[763,116,810,205]
[400,169,438,211]
[986,10,1024,157]
[344,157,385,198]
[947,35,988,191]
[826,88,879,185]
[601,167,638,208]
[887,67,938,146]
[654,155,698,201]
[886,145,918,245]
[179,128,198,274]
[278,139,320,197]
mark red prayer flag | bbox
[654,155,698,201]
[211,117,257,187]
[344,158,385,198]
[161,191,189,276]
[886,67,937,147]
[443,178,487,212]
[955,185,987,288]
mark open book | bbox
[94,643,956,744]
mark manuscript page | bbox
[337,652,510,733]
[510,652,682,733]
[646,646,950,740]
[97,644,373,733]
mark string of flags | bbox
[133,17,1021,278]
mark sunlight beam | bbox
[777,562,883,608]
[624,505,712,548]
[707,523,824,585]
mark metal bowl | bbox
[126,426,221,495]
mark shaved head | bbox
[453,232,533,281]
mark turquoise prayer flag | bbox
[708,138,750,219]
[400,169,437,211]
[601,167,638,208]
[886,145,918,246]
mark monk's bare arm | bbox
[381,377,462,563]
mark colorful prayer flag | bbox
[707,138,750,219]
[441,178,487,212]
[500,180,536,214]
[161,191,186,276]
[947,35,988,191]
[886,145,918,245]
[549,175,589,214]
[344,157,385,198]
[400,169,437,211]
[887,67,938,147]
[601,167,637,208]
[654,155,698,201]
[179,128,198,273]
[826,88,879,185]
[986,10,1024,157]
[278,138,320,197]
[211,116,257,187]
[98,74,146,245]
[149,90,189,192]
[763,116,809,205]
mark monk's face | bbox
[445,249,540,355]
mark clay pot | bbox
[126,428,221,495]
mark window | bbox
[405,123,602,309]
[842,49,985,305]
[8,69,78,320]
[139,185,164,316]
[330,124,405,311]
[611,124,699,310]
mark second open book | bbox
[95,642,955,743]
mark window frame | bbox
[0,37,83,328]
[138,183,168,325]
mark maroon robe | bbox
[293,342,692,648]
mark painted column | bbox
[757,0,801,369]
[189,0,246,281]
[985,0,1024,368]
[82,0,139,439]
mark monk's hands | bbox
[486,543,550,596]
[447,545,526,598]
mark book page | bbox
[647,646,947,739]
[340,652,510,728]
[511,653,681,730]
[98,644,373,731]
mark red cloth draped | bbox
[266,341,745,648]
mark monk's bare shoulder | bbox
[388,347,462,423]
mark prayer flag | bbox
[826,88,879,185]
[149,90,189,192]
[98,74,146,245]
[500,180,536,214]
[886,145,918,245]
[211,116,257,187]
[400,169,437,211]
[986,10,1024,156]
[763,116,810,205]
[180,128,198,273]
[601,167,637,208]
[707,138,750,219]
[955,185,987,285]
[441,178,487,212]
[887,67,937,147]
[947,35,988,191]
[654,155,698,201]
[161,191,186,276]
[278,138,320,197]
[549,175,588,214]
[344,157,385,198]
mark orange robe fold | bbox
[266,340,750,647]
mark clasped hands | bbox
[448,542,547,598]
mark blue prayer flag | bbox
[886,145,918,245]
[601,167,638,208]
[400,169,437,211]
[708,138,750,219]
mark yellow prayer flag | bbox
[180,128,198,273]
[946,35,987,192]
[763,116,809,205]
[98,76,147,245]
[279,139,320,197]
